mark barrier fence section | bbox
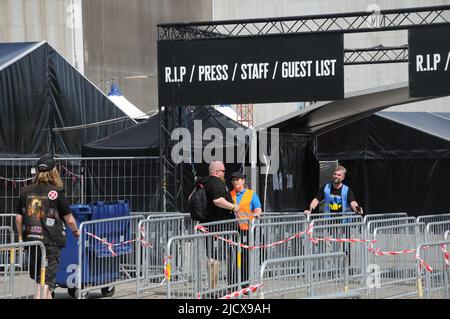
[309,221,367,292]
[136,216,189,298]
[0,241,46,299]
[366,217,417,238]
[0,227,15,270]
[417,214,450,225]
[249,220,311,288]
[0,157,160,213]
[368,223,425,299]
[0,214,17,242]
[147,213,195,235]
[195,219,249,289]
[363,213,408,224]
[416,241,450,299]
[446,231,450,241]
[77,215,144,299]
[0,226,14,245]
[258,253,350,299]
[165,231,241,299]
[425,221,450,242]
[309,215,363,227]
[307,212,357,222]
[256,214,306,224]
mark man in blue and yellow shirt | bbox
[304,165,363,216]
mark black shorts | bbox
[29,244,61,291]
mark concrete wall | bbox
[213,0,450,126]
[0,0,84,72]
[81,0,212,113]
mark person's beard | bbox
[219,176,226,183]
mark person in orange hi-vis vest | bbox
[230,172,262,230]
[230,171,262,290]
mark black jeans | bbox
[29,244,61,292]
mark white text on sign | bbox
[415,53,450,72]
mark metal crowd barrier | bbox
[307,212,357,222]
[0,227,15,271]
[310,215,363,227]
[363,213,408,224]
[366,217,417,238]
[368,223,425,299]
[417,214,450,225]
[136,216,188,298]
[196,219,249,289]
[0,241,46,299]
[0,214,17,242]
[249,220,311,288]
[258,253,349,299]
[0,226,14,245]
[416,241,450,299]
[256,214,306,224]
[446,231,450,241]
[309,222,367,292]
[425,221,450,242]
[77,215,144,299]
[165,231,241,299]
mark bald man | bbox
[196,160,239,222]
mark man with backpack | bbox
[188,161,239,296]
[190,160,239,222]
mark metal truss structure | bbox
[157,5,450,211]
[158,5,450,40]
[344,45,408,65]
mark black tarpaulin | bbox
[82,105,250,213]
[317,112,450,216]
[258,133,319,212]
[82,105,248,158]
[0,41,134,157]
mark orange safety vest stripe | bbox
[231,188,254,217]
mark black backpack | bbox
[188,183,209,222]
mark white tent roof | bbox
[107,84,149,120]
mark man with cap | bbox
[230,171,262,290]
[15,155,80,299]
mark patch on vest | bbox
[48,190,58,200]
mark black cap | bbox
[37,155,56,172]
[231,171,246,180]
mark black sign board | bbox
[158,33,344,106]
[409,25,450,97]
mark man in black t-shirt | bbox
[304,165,363,215]
[197,160,239,222]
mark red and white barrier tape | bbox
[416,244,450,272]
[442,244,449,267]
[219,283,264,299]
[195,223,450,273]
[84,228,152,256]
[85,231,118,257]
[194,223,314,250]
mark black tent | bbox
[317,112,450,216]
[0,41,134,157]
[82,105,248,159]
[82,105,250,212]
[261,83,446,215]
